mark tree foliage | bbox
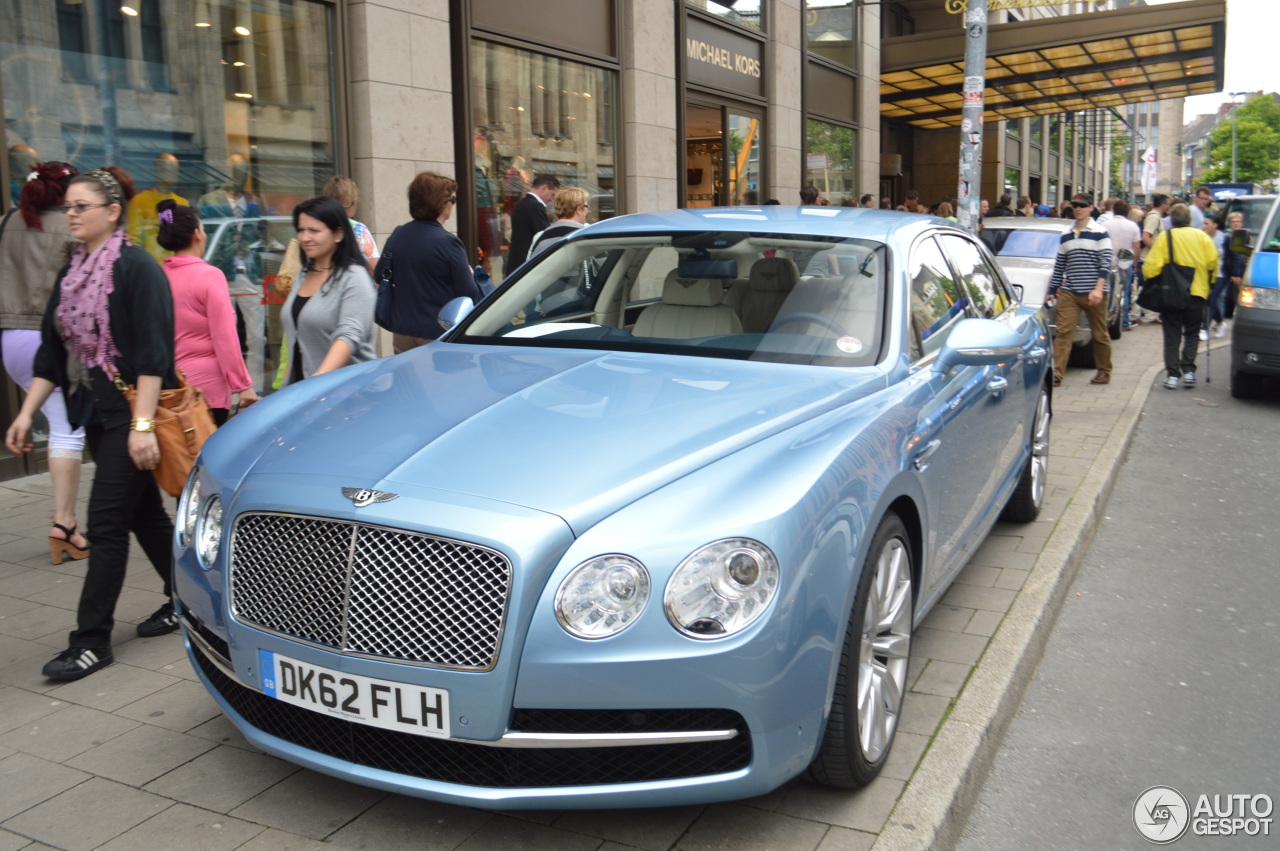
[1200,96,1280,186]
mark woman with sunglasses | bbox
[5,166,181,680]
[374,171,480,353]
[280,195,376,385]
[0,161,91,565]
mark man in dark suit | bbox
[507,174,560,270]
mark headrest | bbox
[662,270,725,307]
[748,257,799,293]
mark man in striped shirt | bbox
[1048,193,1113,386]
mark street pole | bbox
[1229,92,1247,183]
[956,0,987,235]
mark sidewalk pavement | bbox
[0,323,1184,851]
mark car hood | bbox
[246,344,884,534]
[994,257,1052,307]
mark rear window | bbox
[982,228,1061,259]
[1225,197,1277,239]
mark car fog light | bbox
[555,555,650,639]
[665,539,779,639]
[178,470,201,548]
[197,495,223,566]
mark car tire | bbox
[1108,308,1123,340]
[808,512,913,789]
[1001,381,1051,523]
[1230,364,1264,399]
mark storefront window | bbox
[728,111,761,205]
[688,0,762,31]
[1005,167,1020,197]
[805,119,855,205]
[806,0,856,68]
[3,0,338,398]
[1030,117,1043,148]
[470,39,618,282]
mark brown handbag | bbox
[117,369,217,497]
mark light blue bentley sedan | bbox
[174,206,1051,809]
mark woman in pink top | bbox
[156,200,258,424]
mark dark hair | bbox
[1113,199,1130,218]
[1017,195,1031,209]
[18,161,77,229]
[799,186,820,204]
[1204,211,1223,227]
[880,198,892,209]
[292,195,363,270]
[859,194,874,206]
[999,193,1013,207]
[531,174,560,191]
[407,171,457,221]
[905,189,920,201]
[155,199,202,251]
[68,165,136,220]
[1150,193,1169,208]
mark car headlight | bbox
[555,555,650,639]
[1239,286,1280,310]
[197,495,223,566]
[177,470,201,548]
[665,539,780,639]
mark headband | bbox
[87,168,124,206]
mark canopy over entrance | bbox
[880,0,1226,129]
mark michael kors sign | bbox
[685,15,765,100]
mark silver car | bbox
[981,218,1125,365]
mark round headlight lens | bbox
[555,555,650,639]
[178,472,201,548]
[665,539,780,639]
[197,495,223,566]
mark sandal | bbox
[49,522,90,565]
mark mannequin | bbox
[198,153,265,218]
[126,152,189,262]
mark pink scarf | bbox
[57,228,128,377]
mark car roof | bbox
[574,205,956,243]
[980,218,1072,231]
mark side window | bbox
[907,237,968,361]
[938,234,1010,319]
[630,247,678,305]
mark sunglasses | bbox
[59,202,111,215]
[1070,201,1091,208]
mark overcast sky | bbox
[1146,0,1271,118]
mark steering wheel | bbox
[766,311,848,336]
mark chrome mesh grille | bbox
[230,513,511,670]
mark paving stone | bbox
[22,581,85,610]
[97,802,263,851]
[229,769,385,839]
[0,636,47,672]
[0,688,65,735]
[779,778,906,833]
[0,595,39,618]
[65,723,216,787]
[737,777,795,812]
[880,731,930,783]
[326,794,491,850]
[110,633,188,671]
[454,814,600,851]
[186,714,260,751]
[44,663,180,712]
[911,627,990,666]
[969,549,1038,570]
[994,568,1031,591]
[0,827,34,851]
[115,680,222,732]
[938,583,1018,614]
[953,565,1001,587]
[917,604,971,634]
[143,744,298,813]
[896,693,951,737]
[495,808,561,826]
[2,777,170,851]
[964,610,1004,638]
[0,704,139,762]
[815,825,876,851]
[676,802,828,851]
[234,827,335,851]
[911,660,972,698]
[0,752,91,821]
[0,571,74,603]
[555,804,702,851]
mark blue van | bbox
[1228,196,1280,398]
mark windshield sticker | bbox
[836,337,863,354]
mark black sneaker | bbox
[137,602,179,637]
[42,647,113,681]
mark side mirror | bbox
[935,318,1023,373]
[1230,228,1254,258]
[1116,248,1135,262]
[438,297,475,333]
[1010,283,1025,305]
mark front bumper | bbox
[1231,305,1280,376]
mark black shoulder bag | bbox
[373,226,402,331]
[1137,228,1194,314]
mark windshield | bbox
[453,231,888,367]
[982,228,1061,259]
[1246,200,1280,251]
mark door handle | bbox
[913,439,941,472]
[1021,347,1047,362]
[988,376,1009,396]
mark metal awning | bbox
[880,0,1226,129]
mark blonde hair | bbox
[322,176,360,210]
[554,186,589,220]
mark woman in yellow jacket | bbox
[1142,203,1220,389]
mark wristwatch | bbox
[131,417,157,433]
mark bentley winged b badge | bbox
[342,487,400,508]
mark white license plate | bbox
[259,650,450,739]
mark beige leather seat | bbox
[739,257,800,333]
[633,271,743,339]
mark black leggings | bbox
[70,424,175,649]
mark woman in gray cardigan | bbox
[281,196,376,385]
